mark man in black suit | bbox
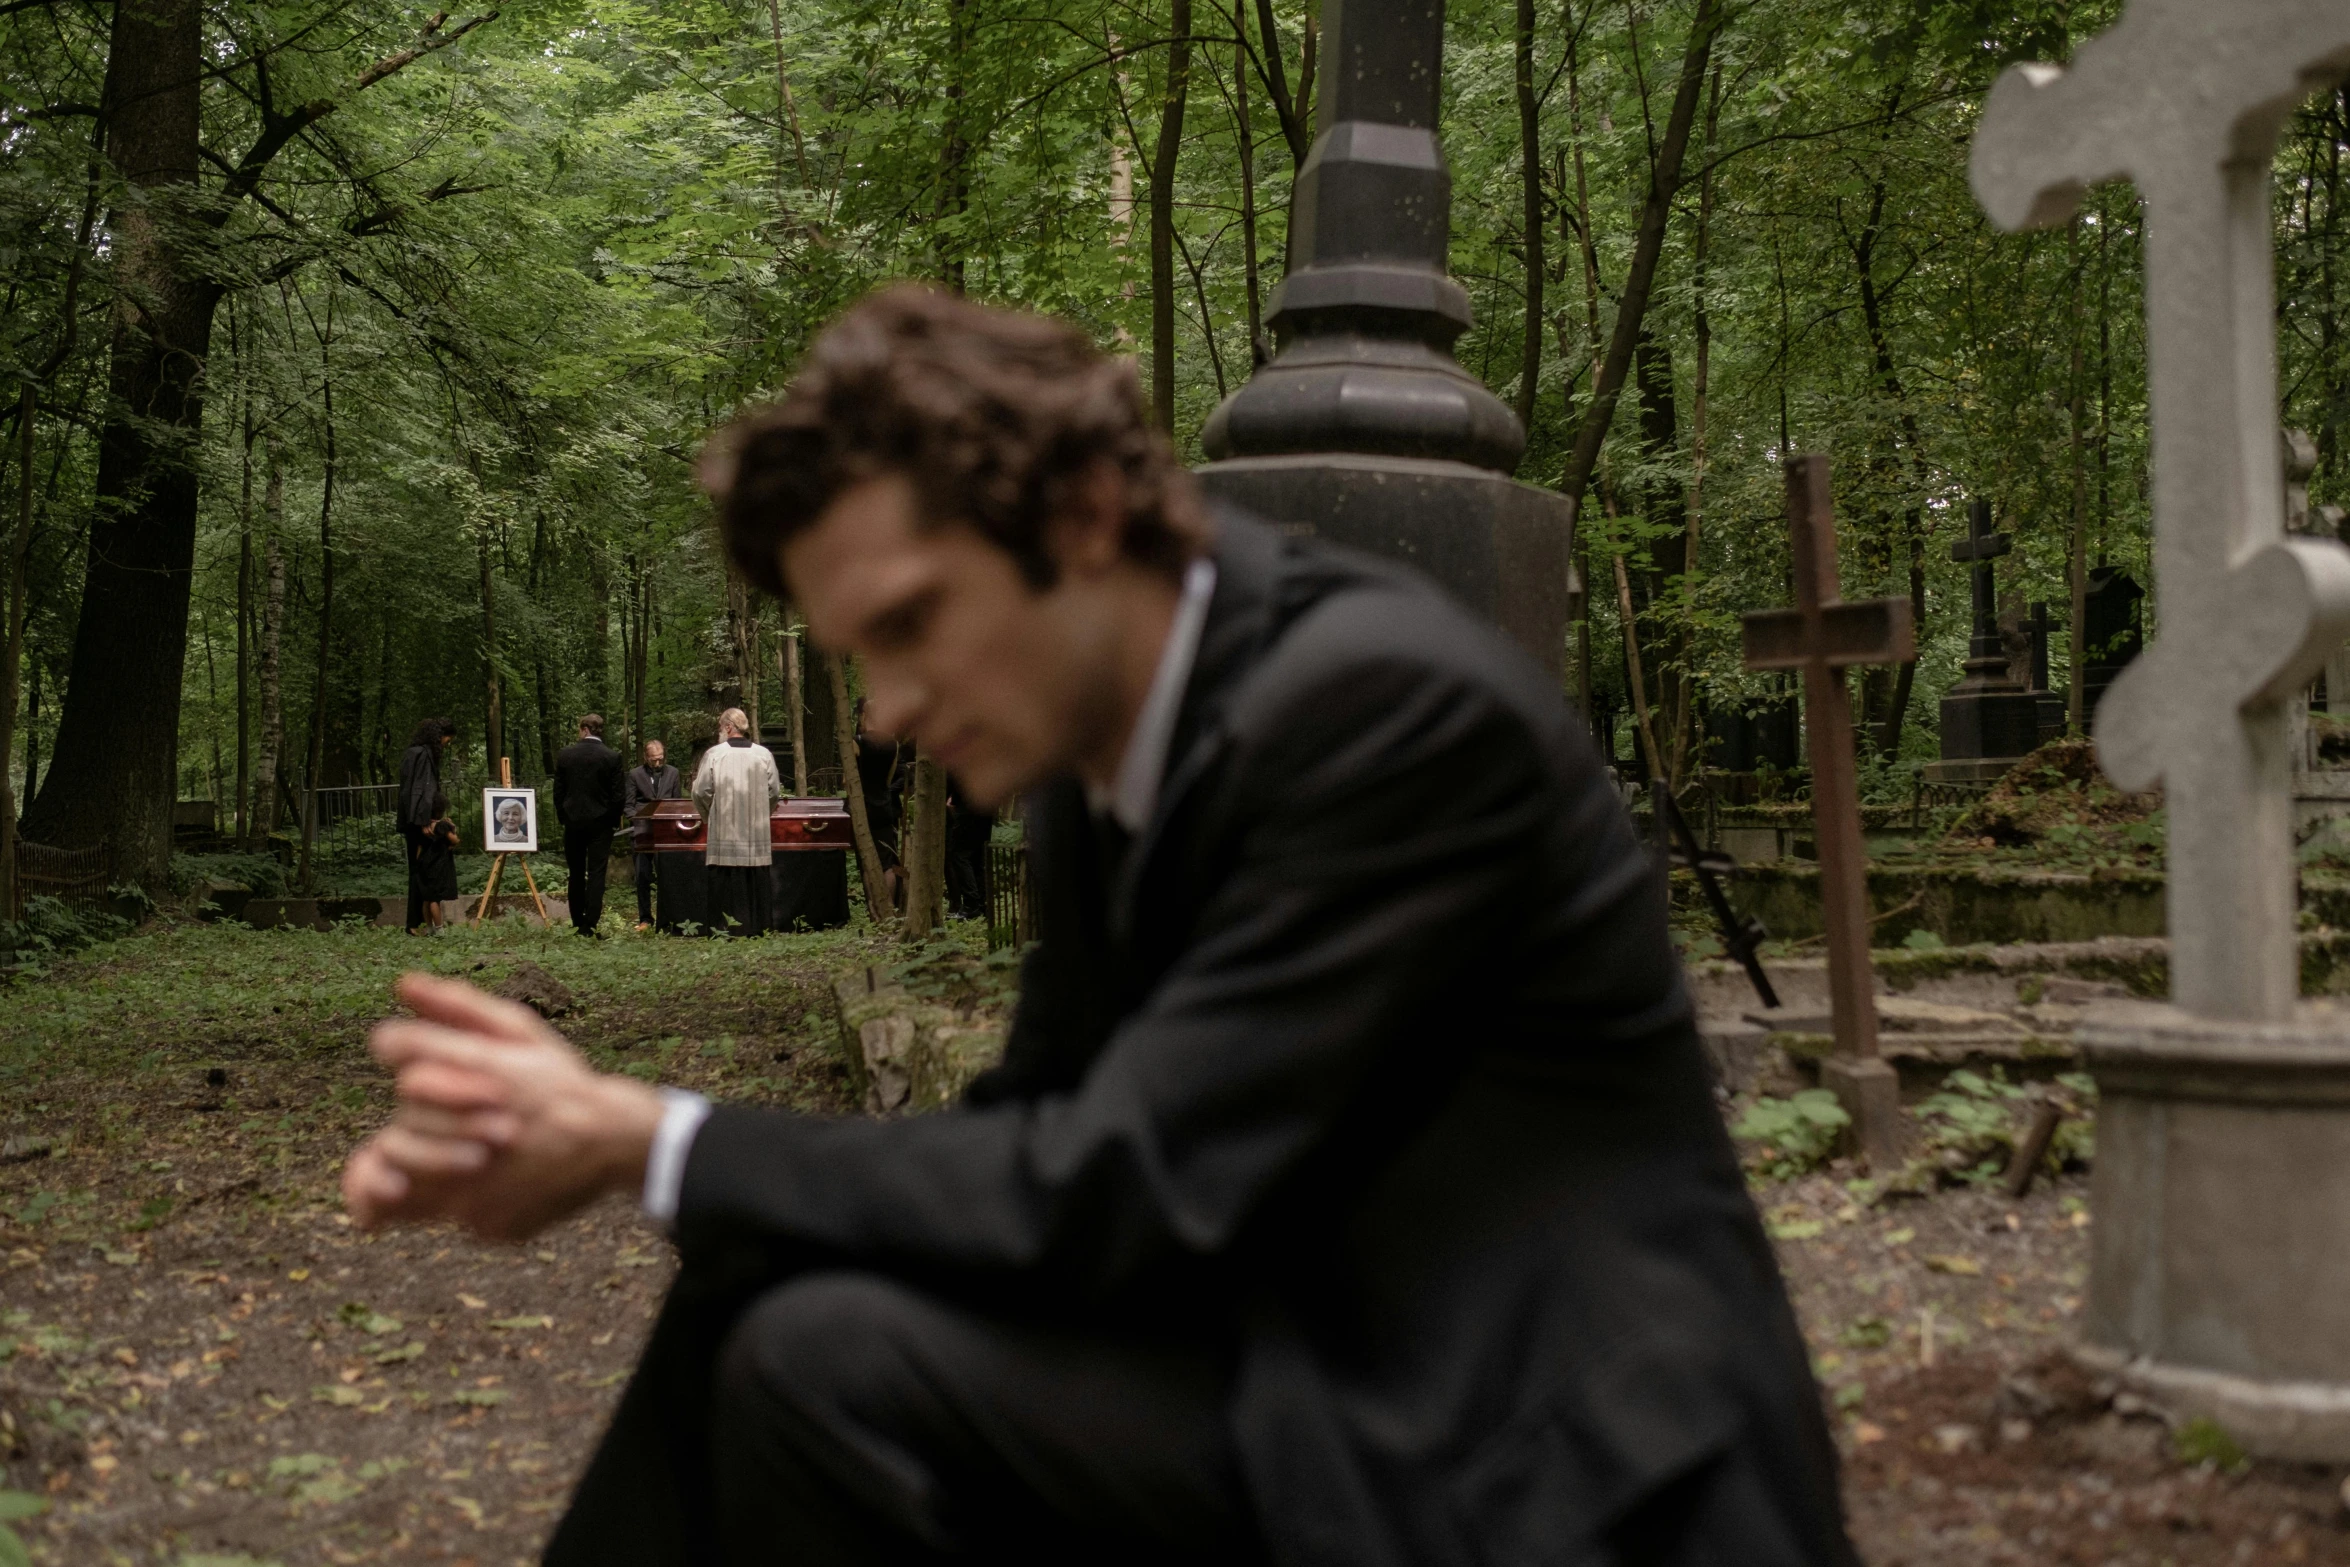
[552,715,626,938]
[342,287,1855,1567]
[624,739,681,929]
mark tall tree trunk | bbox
[781,624,808,794]
[1512,0,1544,433]
[1,106,100,904]
[0,384,31,909]
[1233,4,1266,366]
[1149,0,1194,433]
[826,651,893,922]
[1667,65,1719,789]
[1554,0,1718,521]
[1631,328,1687,769]
[2068,218,2090,735]
[296,326,336,891]
[24,0,219,882]
[236,361,252,844]
[479,524,502,770]
[252,449,286,847]
[903,756,950,937]
[938,0,971,291]
[589,548,611,719]
[1847,167,1930,759]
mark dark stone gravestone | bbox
[2021,599,2068,744]
[1928,499,2042,781]
[1193,0,1572,677]
[1703,698,1800,774]
[2079,564,2145,723]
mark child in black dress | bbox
[416,793,460,929]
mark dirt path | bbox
[5,923,2349,1563]
[0,921,874,1566]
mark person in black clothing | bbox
[414,793,460,929]
[395,718,455,935]
[344,288,1856,1567]
[553,714,627,938]
[624,739,681,929]
[943,775,993,920]
[851,699,904,913]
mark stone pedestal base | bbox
[1939,686,2042,771]
[1193,454,1573,681]
[1821,1055,1905,1170]
[1922,756,2022,785]
[2077,999,2350,1459]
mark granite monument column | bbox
[1194,0,1573,677]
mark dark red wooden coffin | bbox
[629,796,852,853]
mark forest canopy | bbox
[1,0,2345,884]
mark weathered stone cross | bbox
[1742,455,1915,1168]
[1973,0,2350,1021]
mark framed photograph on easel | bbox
[483,787,539,853]
[473,762,550,926]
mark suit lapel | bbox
[1108,512,1292,950]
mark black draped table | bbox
[630,798,852,934]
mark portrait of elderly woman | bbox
[483,789,538,852]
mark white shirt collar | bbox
[1094,558,1218,834]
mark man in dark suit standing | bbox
[624,739,680,930]
[552,715,625,938]
[342,288,1856,1567]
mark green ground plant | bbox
[1732,1089,1852,1181]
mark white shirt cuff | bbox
[641,1088,713,1228]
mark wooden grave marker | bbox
[1741,455,1916,1170]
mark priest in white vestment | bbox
[691,707,782,935]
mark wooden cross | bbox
[1973,0,2350,1021]
[1742,455,1916,1170]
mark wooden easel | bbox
[472,756,551,927]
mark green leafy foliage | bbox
[1731,1089,1851,1181]
[2173,1416,2249,1474]
[0,1491,41,1567]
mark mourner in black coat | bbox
[343,287,1855,1567]
[552,717,626,937]
[395,718,455,934]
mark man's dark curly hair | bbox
[702,284,1208,597]
[405,716,456,751]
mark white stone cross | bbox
[1972,1,2350,1022]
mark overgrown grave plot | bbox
[1739,1091,2350,1564]
[0,918,888,1566]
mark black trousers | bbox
[564,824,611,936]
[400,825,429,932]
[704,863,771,937]
[634,851,657,925]
[543,1270,1262,1567]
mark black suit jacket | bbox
[625,763,681,813]
[675,514,1853,1565]
[553,738,626,831]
